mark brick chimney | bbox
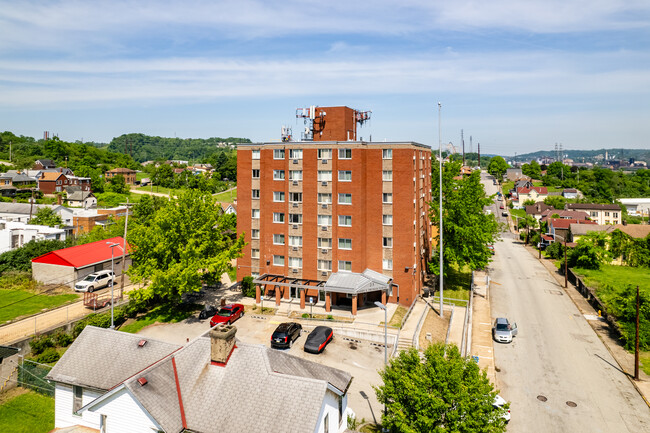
[210,325,237,365]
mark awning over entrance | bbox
[324,269,392,295]
[252,274,325,290]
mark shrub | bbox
[35,347,60,364]
[240,276,256,298]
[327,315,334,320]
[29,335,55,355]
[568,243,601,270]
[53,332,74,347]
[302,313,310,318]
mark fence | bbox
[18,358,54,397]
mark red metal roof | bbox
[32,237,131,269]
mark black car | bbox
[198,304,218,320]
[304,326,333,354]
[271,322,302,349]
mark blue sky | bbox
[1,1,649,155]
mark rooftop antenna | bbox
[469,135,473,155]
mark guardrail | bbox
[391,295,420,357]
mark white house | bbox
[565,203,622,225]
[46,326,354,433]
[0,202,74,226]
[0,220,66,253]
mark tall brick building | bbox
[236,140,433,307]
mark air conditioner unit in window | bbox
[292,268,298,273]
[293,181,298,185]
[292,247,298,251]
[322,159,327,164]
[321,204,327,209]
[321,271,328,276]
[293,203,298,208]
[321,226,327,231]
[321,181,328,186]
[293,159,298,164]
[321,249,328,254]
[293,224,298,229]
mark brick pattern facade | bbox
[236,141,432,306]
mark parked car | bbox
[209,303,245,327]
[199,304,218,320]
[487,245,495,255]
[74,270,115,292]
[502,211,508,217]
[271,322,303,349]
[492,318,518,343]
[304,326,333,354]
[493,395,511,422]
[499,204,505,209]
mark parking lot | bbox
[138,312,388,424]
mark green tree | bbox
[0,239,68,275]
[521,160,541,179]
[487,156,509,180]
[543,195,566,210]
[430,161,500,274]
[105,174,129,194]
[127,190,245,306]
[375,343,507,433]
[29,207,63,227]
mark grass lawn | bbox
[0,388,54,433]
[134,184,174,196]
[501,181,513,196]
[119,303,202,333]
[0,289,78,324]
[641,352,650,376]
[510,208,526,219]
[388,305,407,328]
[573,265,650,295]
[440,263,472,305]
[214,188,237,202]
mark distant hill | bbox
[510,148,650,163]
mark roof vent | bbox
[137,377,148,386]
[138,339,147,348]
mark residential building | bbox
[0,220,67,253]
[46,325,353,433]
[73,206,130,235]
[618,198,650,217]
[569,223,611,243]
[0,202,74,225]
[31,236,131,287]
[33,159,57,170]
[565,203,622,225]
[525,202,555,221]
[38,170,91,194]
[540,209,590,223]
[237,140,432,308]
[105,168,137,185]
[548,218,597,243]
[512,186,548,208]
[65,188,97,209]
[562,188,579,199]
[0,170,37,188]
[216,201,237,215]
[506,168,523,181]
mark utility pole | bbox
[119,198,131,299]
[635,285,640,381]
[9,141,11,162]
[438,102,444,318]
[478,142,481,170]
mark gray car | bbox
[492,318,518,343]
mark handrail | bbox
[391,295,419,357]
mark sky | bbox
[1,1,649,156]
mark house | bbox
[65,188,97,209]
[506,168,523,181]
[72,207,130,235]
[0,202,74,225]
[46,326,354,433]
[31,236,131,288]
[512,186,548,209]
[105,168,137,185]
[569,223,611,243]
[38,171,70,194]
[565,203,622,225]
[0,170,38,188]
[216,201,237,215]
[548,218,597,243]
[33,159,57,170]
[525,202,555,221]
[540,209,590,223]
[0,220,67,253]
[562,188,579,199]
[618,198,650,217]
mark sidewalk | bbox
[470,270,497,385]
[523,243,650,408]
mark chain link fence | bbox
[18,358,54,397]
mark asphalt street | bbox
[484,175,650,433]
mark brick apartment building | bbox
[236,140,433,307]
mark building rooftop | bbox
[32,236,131,268]
[239,140,431,150]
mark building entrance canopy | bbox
[253,268,392,296]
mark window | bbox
[383,237,393,247]
[383,193,393,204]
[318,238,332,248]
[591,211,598,217]
[251,249,260,258]
[338,148,352,159]
[324,414,329,433]
[613,212,619,218]
[338,261,352,272]
[289,170,302,181]
[338,238,352,249]
[252,169,260,178]
[251,229,259,239]
[605,212,610,217]
[383,259,393,270]
[338,215,352,227]
[318,148,332,159]
[252,189,260,199]
[289,213,302,224]
[289,236,302,247]
[318,193,332,204]
[317,170,332,181]
[338,193,352,205]
[273,191,285,202]
[252,209,260,219]
[318,260,332,271]
[338,170,352,181]
[288,257,302,268]
[383,149,392,159]
[318,215,332,226]
[273,255,285,266]
[252,149,260,160]
[289,149,302,159]
[273,212,285,223]
[383,170,393,181]
[383,214,393,225]
[289,192,302,203]
[73,385,83,414]
[273,170,285,180]
[273,234,285,245]
[274,149,285,159]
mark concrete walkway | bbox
[447,305,466,349]
[470,270,497,385]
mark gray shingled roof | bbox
[46,326,180,390]
[566,203,620,211]
[66,190,94,201]
[0,203,58,215]
[569,223,611,236]
[324,269,391,294]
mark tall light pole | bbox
[107,242,119,329]
[374,301,388,428]
[438,102,444,318]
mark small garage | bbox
[31,236,132,288]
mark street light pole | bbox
[438,102,444,318]
[553,234,568,288]
[374,301,388,429]
[107,242,119,329]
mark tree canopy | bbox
[487,156,509,179]
[375,343,507,433]
[29,207,63,227]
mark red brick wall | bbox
[312,106,357,141]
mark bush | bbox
[545,241,565,260]
[35,347,60,364]
[601,284,650,351]
[568,243,601,270]
[240,276,256,298]
[29,335,55,355]
[302,313,310,318]
[327,315,334,320]
[53,332,73,347]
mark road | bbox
[483,174,650,432]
